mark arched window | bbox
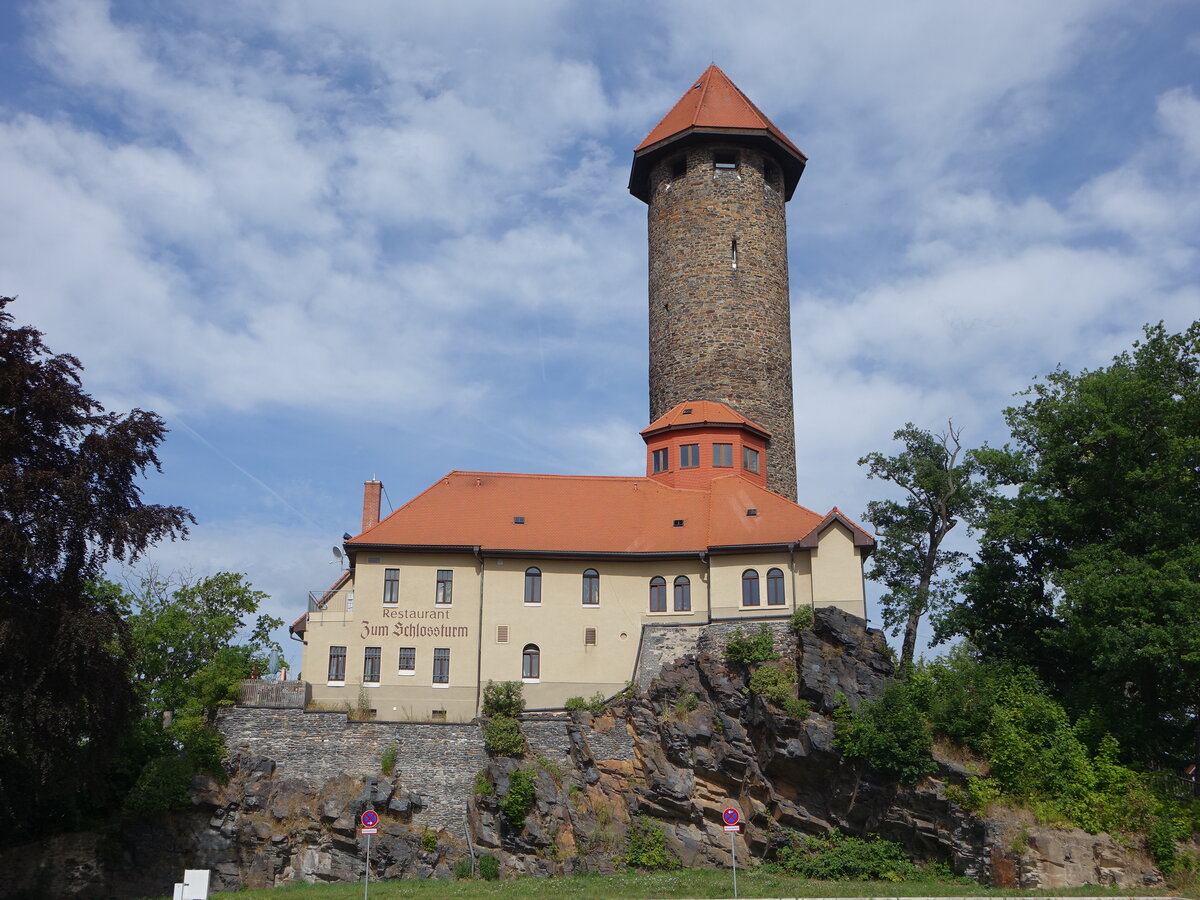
[649,576,667,612]
[767,568,786,606]
[522,643,540,680]
[674,575,691,612]
[582,569,600,606]
[742,569,760,606]
[524,567,541,604]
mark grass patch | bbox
[157,867,1182,900]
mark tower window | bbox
[680,443,699,468]
[649,576,667,612]
[767,568,786,606]
[743,447,760,473]
[524,567,541,605]
[742,569,760,607]
[674,576,691,612]
[582,568,600,606]
[652,447,669,473]
[713,443,733,467]
[671,157,687,179]
[731,239,738,269]
[714,150,737,169]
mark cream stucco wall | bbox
[301,539,865,721]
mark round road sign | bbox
[722,807,740,826]
[361,810,379,828]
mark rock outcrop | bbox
[0,609,1163,898]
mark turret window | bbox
[742,569,760,606]
[713,443,733,467]
[653,447,669,473]
[767,568,786,606]
[714,150,737,169]
[743,447,760,474]
[680,443,699,468]
[649,576,667,612]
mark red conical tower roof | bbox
[629,66,807,201]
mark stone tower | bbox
[629,66,806,501]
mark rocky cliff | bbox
[0,610,1162,898]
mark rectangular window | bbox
[652,447,669,473]
[743,447,760,473]
[680,443,700,468]
[714,150,737,169]
[398,647,416,673]
[383,568,399,604]
[433,648,450,684]
[327,646,346,683]
[435,569,453,605]
[363,647,381,684]
[713,443,733,467]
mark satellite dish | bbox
[331,546,343,565]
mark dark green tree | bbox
[954,321,1200,765]
[0,297,191,841]
[859,422,990,671]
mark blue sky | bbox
[2,1,1197,671]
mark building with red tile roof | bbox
[293,71,871,721]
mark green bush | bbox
[500,769,536,828]
[482,680,525,717]
[784,697,812,719]
[674,690,699,716]
[483,715,525,757]
[620,815,679,870]
[122,753,194,814]
[478,853,500,880]
[421,830,438,852]
[749,663,796,705]
[474,771,493,796]
[775,830,919,880]
[791,605,815,632]
[380,742,398,776]
[564,691,607,713]
[833,681,935,785]
[454,857,473,879]
[725,625,777,667]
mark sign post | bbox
[722,807,741,899]
[360,810,379,899]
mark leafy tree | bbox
[953,321,1200,766]
[0,297,191,841]
[859,422,990,671]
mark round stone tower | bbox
[629,66,807,501]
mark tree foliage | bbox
[949,321,1200,765]
[859,422,990,670]
[0,297,192,841]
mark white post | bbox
[724,835,734,897]
[363,832,371,900]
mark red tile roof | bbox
[636,65,806,159]
[641,399,769,439]
[348,470,871,556]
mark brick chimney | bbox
[362,480,382,533]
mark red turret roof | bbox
[636,65,806,158]
[641,399,769,440]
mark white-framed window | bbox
[582,569,600,606]
[436,569,453,605]
[363,647,381,685]
[327,645,346,684]
[398,646,416,674]
[524,567,541,604]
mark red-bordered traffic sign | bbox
[361,810,379,828]
[722,807,740,826]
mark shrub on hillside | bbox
[791,605,815,632]
[478,853,500,880]
[775,829,920,880]
[725,625,776,667]
[482,680,525,718]
[619,815,679,870]
[833,681,936,785]
[500,769,536,828]
[483,715,525,757]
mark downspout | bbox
[288,624,307,646]
[788,542,797,614]
[473,546,485,717]
[702,551,712,624]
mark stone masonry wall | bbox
[217,708,486,830]
[647,142,797,500]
